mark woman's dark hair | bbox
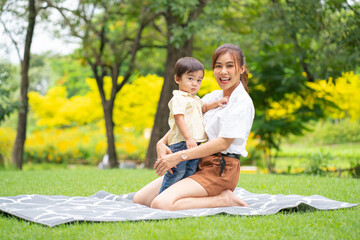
[174,57,204,79]
[211,44,249,93]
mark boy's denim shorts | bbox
[159,141,200,194]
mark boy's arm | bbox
[174,114,197,148]
[202,96,229,113]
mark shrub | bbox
[304,149,333,176]
[0,127,16,167]
[304,119,360,145]
[0,125,149,166]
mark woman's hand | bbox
[155,140,175,175]
[154,152,181,176]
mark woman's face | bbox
[213,52,245,96]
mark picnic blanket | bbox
[0,187,357,227]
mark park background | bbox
[0,1,360,239]
[1,0,360,176]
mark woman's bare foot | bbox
[220,189,248,207]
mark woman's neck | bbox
[223,81,240,97]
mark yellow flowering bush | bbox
[29,74,163,130]
[112,74,163,130]
[22,124,148,165]
[306,71,360,121]
[265,71,360,121]
[197,70,221,97]
[23,73,165,164]
[24,126,103,164]
[265,93,306,121]
[243,132,263,166]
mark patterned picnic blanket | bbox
[0,187,357,227]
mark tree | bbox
[145,0,209,168]
[239,0,360,170]
[45,0,159,168]
[0,0,48,169]
[269,0,360,81]
[144,0,360,170]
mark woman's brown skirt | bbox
[188,154,240,196]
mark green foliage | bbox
[288,119,360,146]
[254,0,360,79]
[49,55,92,97]
[0,86,15,123]
[209,0,360,159]
[304,150,333,176]
[309,119,360,145]
[349,161,360,178]
[0,61,16,123]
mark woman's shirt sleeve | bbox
[218,99,254,140]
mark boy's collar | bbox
[173,90,196,97]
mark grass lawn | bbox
[0,168,359,240]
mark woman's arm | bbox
[156,130,171,158]
[154,137,234,176]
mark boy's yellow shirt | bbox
[168,90,208,145]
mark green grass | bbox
[0,169,359,240]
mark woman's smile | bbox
[220,77,231,84]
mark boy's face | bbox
[175,70,203,95]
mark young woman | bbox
[133,44,255,210]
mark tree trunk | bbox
[12,0,37,170]
[145,17,194,168]
[103,100,117,168]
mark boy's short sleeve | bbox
[169,95,187,115]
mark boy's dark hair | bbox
[174,57,204,79]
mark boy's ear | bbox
[174,74,181,84]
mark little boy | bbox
[159,57,229,194]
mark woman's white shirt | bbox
[202,82,255,157]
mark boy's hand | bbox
[186,137,197,149]
[219,96,229,107]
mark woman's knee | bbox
[133,191,152,207]
[132,192,143,204]
[132,176,164,207]
[150,196,172,210]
